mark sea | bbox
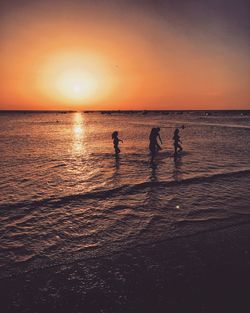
[0,110,250,278]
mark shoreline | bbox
[1,222,250,313]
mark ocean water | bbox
[0,111,250,277]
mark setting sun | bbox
[54,68,98,101]
[37,51,115,105]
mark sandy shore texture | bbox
[1,223,250,313]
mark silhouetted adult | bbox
[155,127,162,149]
[149,127,162,161]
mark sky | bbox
[0,0,249,110]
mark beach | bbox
[0,111,250,312]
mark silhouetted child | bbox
[112,131,123,155]
[173,128,182,155]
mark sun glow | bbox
[38,51,114,105]
[55,68,98,101]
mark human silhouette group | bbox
[112,126,184,161]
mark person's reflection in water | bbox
[111,154,121,185]
[149,160,158,182]
[146,160,160,208]
[173,154,183,181]
[115,154,120,169]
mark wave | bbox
[1,168,250,211]
[51,163,66,168]
[165,120,250,130]
[130,120,250,130]
[127,168,250,192]
[1,219,250,280]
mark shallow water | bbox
[0,111,250,277]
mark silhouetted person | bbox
[112,131,123,155]
[173,128,182,155]
[149,128,156,154]
[155,127,162,150]
[149,127,162,162]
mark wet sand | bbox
[1,223,250,313]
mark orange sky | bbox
[0,0,249,110]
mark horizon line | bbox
[0,109,249,112]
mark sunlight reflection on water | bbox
[72,112,85,155]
